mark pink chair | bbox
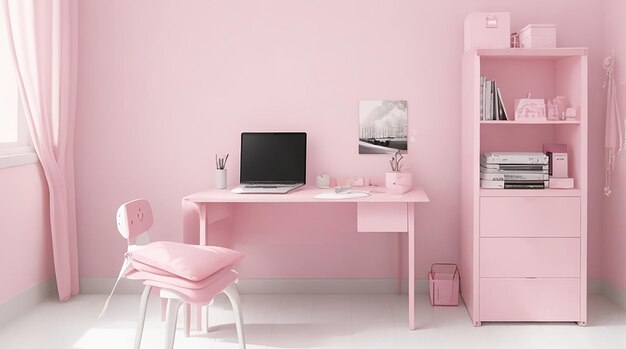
[116,199,246,349]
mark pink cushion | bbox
[144,270,239,304]
[128,241,243,281]
[126,266,234,290]
[130,259,174,277]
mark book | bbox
[480,76,486,120]
[480,172,550,181]
[492,81,499,121]
[481,163,549,171]
[487,80,494,120]
[481,180,548,189]
[496,87,508,120]
[481,152,549,164]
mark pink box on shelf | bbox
[544,144,568,178]
[428,263,460,306]
[549,177,574,189]
[464,12,511,51]
[519,24,557,48]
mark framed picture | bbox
[359,100,408,154]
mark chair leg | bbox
[223,284,246,349]
[204,304,210,332]
[164,298,183,349]
[161,298,167,321]
[184,303,191,337]
[134,285,152,349]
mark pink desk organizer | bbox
[428,263,460,306]
[385,172,412,194]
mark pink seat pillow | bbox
[126,266,234,290]
[128,241,244,281]
[143,270,239,304]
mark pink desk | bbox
[183,186,429,330]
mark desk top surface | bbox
[184,186,429,203]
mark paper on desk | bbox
[314,191,371,200]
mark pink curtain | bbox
[1,0,78,300]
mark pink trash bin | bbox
[428,263,460,306]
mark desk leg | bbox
[199,203,207,246]
[408,202,415,330]
[196,203,207,331]
[397,232,403,295]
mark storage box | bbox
[519,24,556,48]
[428,263,460,306]
[464,12,511,51]
[549,177,574,189]
[544,144,568,177]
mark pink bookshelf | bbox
[460,48,588,326]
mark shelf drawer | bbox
[480,238,580,277]
[480,197,580,237]
[357,203,408,232]
[480,278,580,321]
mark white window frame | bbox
[0,95,38,169]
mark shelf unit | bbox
[461,48,588,326]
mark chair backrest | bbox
[117,199,153,246]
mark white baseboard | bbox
[80,277,430,295]
[601,280,626,310]
[237,278,430,294]
[77,277,626,310]
[0,279,56,328]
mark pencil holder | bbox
[215,169,227,189]
[385,172,412,194]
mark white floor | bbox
[0,294,625,349]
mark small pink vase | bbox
[386,172,412,194]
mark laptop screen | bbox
[240,132,307,184]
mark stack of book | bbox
[480,152,549,189]
[480,76,508,121]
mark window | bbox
[0,17,37,168]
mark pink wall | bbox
[74,0,605,280]
[0,164,53,303]
[602,0,626,291]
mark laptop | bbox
[231,132,307,194]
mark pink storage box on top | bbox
[519,24,557,48]
[428,263,460,306]
[464,12,511,51]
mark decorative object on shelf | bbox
[565,107,578,120]
[359,100,408,154]
[464,12,511,51]
[547,101,559,120]
[514,94,546,121]
[315,173,330,189]
[215,154,229,189]
[603,52,623,196]
[519,24,556,48]
[510,32,520,48]
[386,150,412,194]
[553,96,568,120]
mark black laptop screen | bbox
[240,132,307,184]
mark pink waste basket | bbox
[428,263,460,306]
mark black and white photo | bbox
[359,100,408,154]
